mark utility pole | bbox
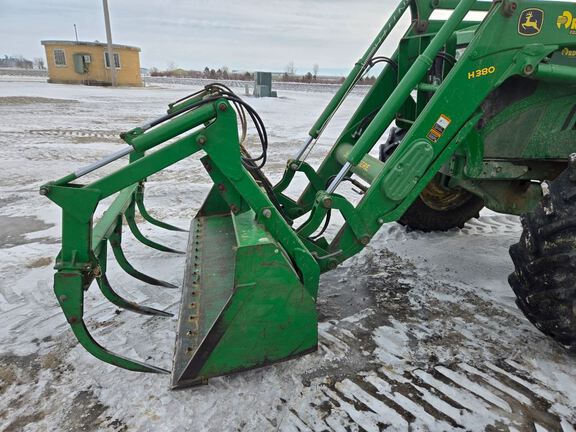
[102,0,116,87]
[74,24,79,42]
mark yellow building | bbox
[41,40,143,87]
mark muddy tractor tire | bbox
[509,156,576,350]
[380,128,484,232]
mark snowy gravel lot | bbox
[0,76,575,432]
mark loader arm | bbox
[41,0,576,387]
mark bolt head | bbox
[322,197,333,209]
[39,187,49,196]
[290,163,299,171]
[502,2,515,17]
[360,236,370,245]
[218,103,228,112]
[262,209,272,219]
[197,135,207,146]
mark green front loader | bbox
[42,0,576,388]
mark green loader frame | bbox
[42,0,576,388]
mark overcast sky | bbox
[0,0,408,74]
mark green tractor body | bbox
[41,0,576,388]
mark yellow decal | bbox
[518,8,543,36]
[562,47,576,57]
[427,114,451,143]
[467,66,496,80]
[557,11,576,34]
[358,161,370,172]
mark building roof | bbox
[41,40,140,52]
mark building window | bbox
[104,52,121,69]
[54,49,66,66]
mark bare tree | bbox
[33,57,45,70]
[313,63,319,79]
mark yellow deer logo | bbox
[518,8,543,36]
[522,12,540,32]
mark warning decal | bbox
[427,114,451,143]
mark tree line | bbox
[148,61,378,85]
[0,55,45,69]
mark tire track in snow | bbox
[285,315,573,431]
[281,242,576,431]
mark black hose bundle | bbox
[143,83,288,219]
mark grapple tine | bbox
[54,271,170,375]
[135,184,188,232]
[96,272,173,317]
[75,320,170,374]
[109,220,179,289]
[125,201,185,254]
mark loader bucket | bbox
[172,208,318,388]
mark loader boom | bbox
[41,0,576,387]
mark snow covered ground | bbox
[0,76,575,432]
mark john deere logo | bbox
[518,8,543,36]
[557,11,576,34]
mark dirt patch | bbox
[0,367,18,395]
[0,215,54,248]
[0,96,77,105]
[2,411,47,432]
[26,256,53,268]
[0,353,41,395]
[0,342,98,431]
[304,248,417,384]
[59,390,108,432]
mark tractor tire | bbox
[380,128,484,232]
[509,156,576,350]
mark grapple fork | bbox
[42,90,320,385]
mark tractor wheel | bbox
[380,128,484,232]
[509,156,576,350]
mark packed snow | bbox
[0,76,575,431]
